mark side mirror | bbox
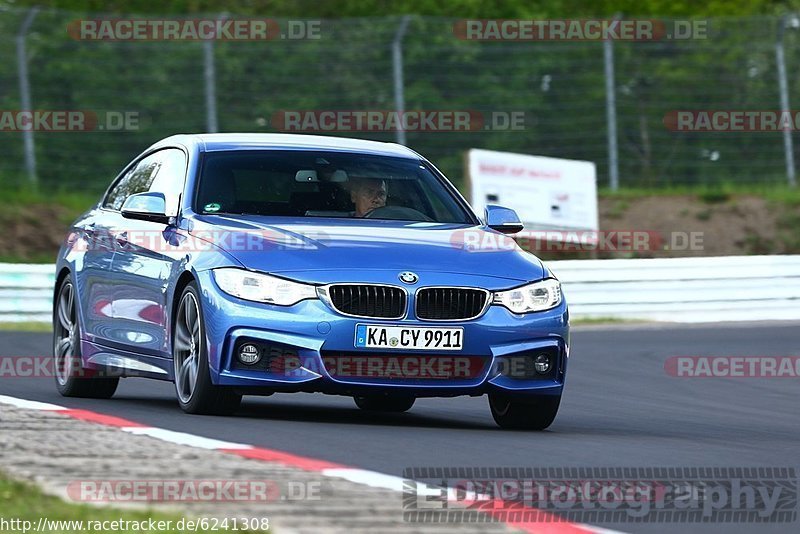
[121,192,170,224]
[485,205,524,235]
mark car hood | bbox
[190,215,544,286]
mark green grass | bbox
[0,253,59,264]
[4,182,800,210]
[598,184,800,204]
[0,322,51,332]
[0,471,269,533]
[776,209,800,252]
[0,186,99,214]
[694,208,713,221]
[697,191,731,204]
[604,199,630,219]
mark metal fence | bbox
[554,255,800,322]
[1,8,799,194]
[5,256,799,323]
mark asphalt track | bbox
[1,322,798,534]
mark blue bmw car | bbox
[54,134,569,429]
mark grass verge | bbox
[1,187,99,215]
[598,185,800,205]
[0,322,51,332]
[0,470,267,533]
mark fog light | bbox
[238,343,261,365]
[534,354,551,374]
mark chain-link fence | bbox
[1,8,799,194]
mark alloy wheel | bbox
[54,281,77,386]
[174,291,201,403]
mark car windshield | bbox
[195,150,474,223]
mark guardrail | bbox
[1,256,798,324]
[550,255,800,323]
[0,264,54,322]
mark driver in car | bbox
[350,178,388,217]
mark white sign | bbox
[466,149,598,237]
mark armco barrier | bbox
[550,255,800,323]
[1,256,798,324]
[0,264,54,322]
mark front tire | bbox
[488,394,561,430]
[53,277,119,398]
[354,394,415,412]
[173,282,241,415]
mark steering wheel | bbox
[363,205,434,222]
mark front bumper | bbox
[198,270,570,398]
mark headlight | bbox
[213,268,317,306]
[492,278,562,314]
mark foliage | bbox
[0,5,799,194]
[4,0,800,17]
[0,470,268,533]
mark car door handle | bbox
[114,231,129,245]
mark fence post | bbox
[603,13,621,191]
[203,14,226,133]
[16,7,39,189]
[392,16,411,145]
[776,14,797,188]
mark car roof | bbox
[149,133,422,159]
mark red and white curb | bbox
[0,394,621,534]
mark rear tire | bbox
[53,277,119,399]
[488,394,561,430]
[173,282,241,415]
[354,394,415,413]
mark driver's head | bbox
[350,178,387,217]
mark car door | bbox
[75,164,139,346]
[109,148,188,359]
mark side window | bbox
[148,149,187,216]
[102,166,135,210]
[102,152,162,211]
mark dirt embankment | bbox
[0,195,798,262]
[0,204,74,263]
[594,195,800,258]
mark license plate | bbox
[355,325,464,351]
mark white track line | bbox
[0,394,622,534]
